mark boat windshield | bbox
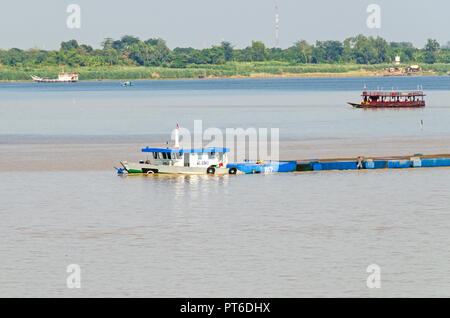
[151,152,183,160]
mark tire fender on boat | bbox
[228,167,237,175]
[207,167,215,174]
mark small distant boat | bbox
[120,81,133,87]
[349,90,426,108]
[31,72,78,83]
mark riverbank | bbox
[1,62,449,82]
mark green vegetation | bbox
[1,35,450,81]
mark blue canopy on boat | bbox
[142,147,229,153]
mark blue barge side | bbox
[295,154,450,172]
[227,160,297,174]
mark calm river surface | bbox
[0,77,449,297]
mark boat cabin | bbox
[58,72,79,81]
[141,147,229,167]
[362,91,425,104]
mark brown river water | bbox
[0,77,449,297]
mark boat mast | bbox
[174,124,180,149]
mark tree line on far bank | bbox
[1,35,449,68]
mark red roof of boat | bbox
[362,91,425,97]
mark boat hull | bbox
[32,78,78,83]
[31,74,78,82]
[348,102,425,108]
[121,161,236,175]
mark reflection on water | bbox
[123,173,232,201]
[0,169,449,297]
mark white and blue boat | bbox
[120,126,237,175]
[120,147,236,175]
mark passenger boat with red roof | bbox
[348,90,426,108]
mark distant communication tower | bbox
[275,5,279,48]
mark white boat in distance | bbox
[31,72,79,82]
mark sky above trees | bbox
[0,0,449,50]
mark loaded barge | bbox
[118,152,450,175]
[116,127,450,176]
[295,154,450,172]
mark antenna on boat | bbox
[174,123,180,149]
